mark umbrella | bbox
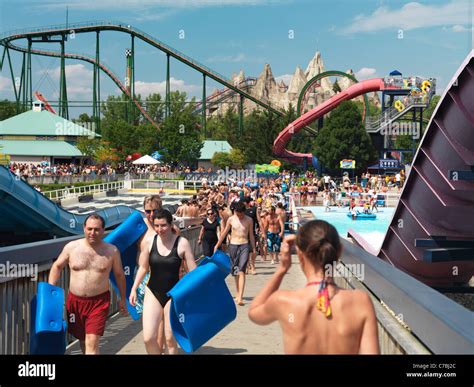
[132,155,160,165]
[151,151,162,160]
[389,70,402,76]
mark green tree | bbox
[100,119,136,155]
[101,94,142,126]
[158,91,203,166]
[394,134,419,164]
[0,100,17,121]
[211,152,233,169]
[135,123,160,155]
[423,95,441,121]
[145,93,165,123]
[333,80,341,93]
[76,137,101,159]
[229,148,246,168]
[314,100,376,171]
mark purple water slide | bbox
[351,50,474,287]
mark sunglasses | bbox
[144,209,158,214]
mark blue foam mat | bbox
[107,211,148,320]
[30,282,67,355]
[168,250,237,353]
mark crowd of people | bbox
[46,167,382,355]
[8,161,213,179]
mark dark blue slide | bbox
[0,166,135,240]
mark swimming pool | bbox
[306,206,395,250]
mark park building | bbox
[0,101,99,164]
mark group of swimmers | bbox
[48,183,379,355]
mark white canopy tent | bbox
[132,155,160,165]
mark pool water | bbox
[307,206,395,250]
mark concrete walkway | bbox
[66,255,306,355]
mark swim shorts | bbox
[267,232,282,252]
[66,290,110,340]
[228,243,250,276]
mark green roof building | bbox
[198,140,232,170]
[0,101,99,164]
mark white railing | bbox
[130,179,181,191]
[43,181,124,201]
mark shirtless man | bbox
[217,204,232,253]
[214,201,256,306]
[48,214,127,354]
[275,202,287,225]
[248,220,379,354]
[264,206,285,265]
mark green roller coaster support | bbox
[17,53,25,113]
[297,70,369,124]
[239,94,244,136]
[166,53,170,119]
[5,47,19,104]
[92,47,97,120]
[131,34,135,122]
[21,52,26,111]
[27,39,32,109]
[202,74,206,136]
[0,23,316,135]
[59,38,69,119]
[96,31,100,130]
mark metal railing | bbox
[43,181,125,200]
[25,172,181,185]
[366,79,437,132]
[0,224,202,354]
[130,179,180,191]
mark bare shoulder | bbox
[65,239,80,250]
[103,242,119,256]
[340,289,373,310]
[177,236,190,248]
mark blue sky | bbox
[0,0,473,117]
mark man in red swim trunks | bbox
[48,214,127,354]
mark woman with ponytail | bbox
[248,220,379,354]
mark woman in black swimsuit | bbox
[198,209,220,257]
[130,209,196,354]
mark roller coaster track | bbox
[1,43,160,129]
[0,21,317,135]
[193,77,256,114]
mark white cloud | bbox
[134,78,200,97]
[342,1,471,34]
[275,74,292,85]
[38,0,288,11]
[50,64,93,97]
[0,76,14,93]
[355,67,377,80]
[206,53,247,63]
[447,24,474,32]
